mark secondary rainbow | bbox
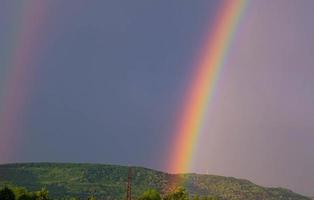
[0,1,46,163]
[168,0,248,173]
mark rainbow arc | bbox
[168,0,248,174]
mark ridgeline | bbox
[0,163,310,200]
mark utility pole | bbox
[126,167,132,200]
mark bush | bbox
[0,187,15,200]
[138,189,161,200]
[18,194,36,200]
[164,187,189,200]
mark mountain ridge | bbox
[0,162,310,200]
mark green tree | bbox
[18,193,36,200]
[34,188,49,200]
[12,187,27,200]
[164,187,189,200]
[0,187,15,200]
[87,196,96,200]
[138,189,161,200]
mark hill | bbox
[0,163,310,200]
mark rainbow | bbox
[168,0,248,173]
[0,1,47,163]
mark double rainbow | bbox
[0,1,248,168]
[168,0,248,173]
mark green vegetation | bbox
[138,189,161,200]
[164,187,189,200]
[0,186,15,200]
[0,186,50,200]
[0,163,310,200]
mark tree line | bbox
[0,186,49,200]
[138,187,219,200]
[0,186,219,200]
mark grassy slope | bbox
[0,163,310,200]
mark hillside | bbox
[0,163,310,200]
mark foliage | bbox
[34,188,50,200]
[0,186,51,200]
[0,163,310,200]
[164,187,189,200]
[0,186,15,200]
[138,189,161,200]
[87,196,96,200]
[18,193,36,200]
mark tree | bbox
[163,187,189,200]
[18,193,36,200]
[87,196,96,200]
[0,187,15,200]
[138,189,161,200]
[12,187,28,200]
[34,188,49,200]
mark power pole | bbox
[126,167,132,200]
